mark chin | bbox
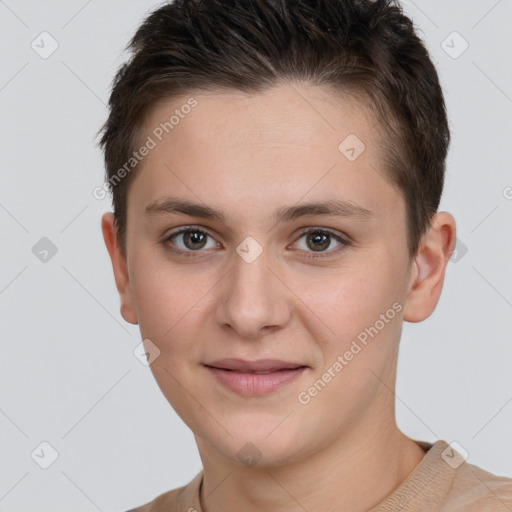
[202,419,309,469]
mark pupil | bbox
[308,232,330,251]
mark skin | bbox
[102,83,456,511]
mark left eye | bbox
[167,228,219,251]
[293,229,345,253]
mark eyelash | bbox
[162,226,352,260]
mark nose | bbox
[214,246,292,340]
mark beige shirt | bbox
[127,440,512,511]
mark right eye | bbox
[163,226,221,255]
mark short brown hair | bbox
[97,0,450,259]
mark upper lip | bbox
[204,358,306,372]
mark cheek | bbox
[130,263,207,424]
[129,259,196,347]
[293,267,403,428]
[295,259,404,346]
[290,258,406,415]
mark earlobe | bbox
[101,212,139,325]
[403,212,457,323]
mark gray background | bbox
[1,0,511,510]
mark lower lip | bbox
[205,366,307,396]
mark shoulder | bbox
[371,440,512,512]
[447,459,512,511]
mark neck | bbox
[197,412,426,512]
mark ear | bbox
[101,212,138,325]
[403,212,457,323]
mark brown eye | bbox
[165,227,219,253]
[293,228,351,259]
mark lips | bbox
[204,358,306,373]
[203,358,308,396]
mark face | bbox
[107,83,421,468]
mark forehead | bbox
[129,83,400,225]
[143,83,378,152]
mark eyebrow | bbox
[144,196,374,223]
